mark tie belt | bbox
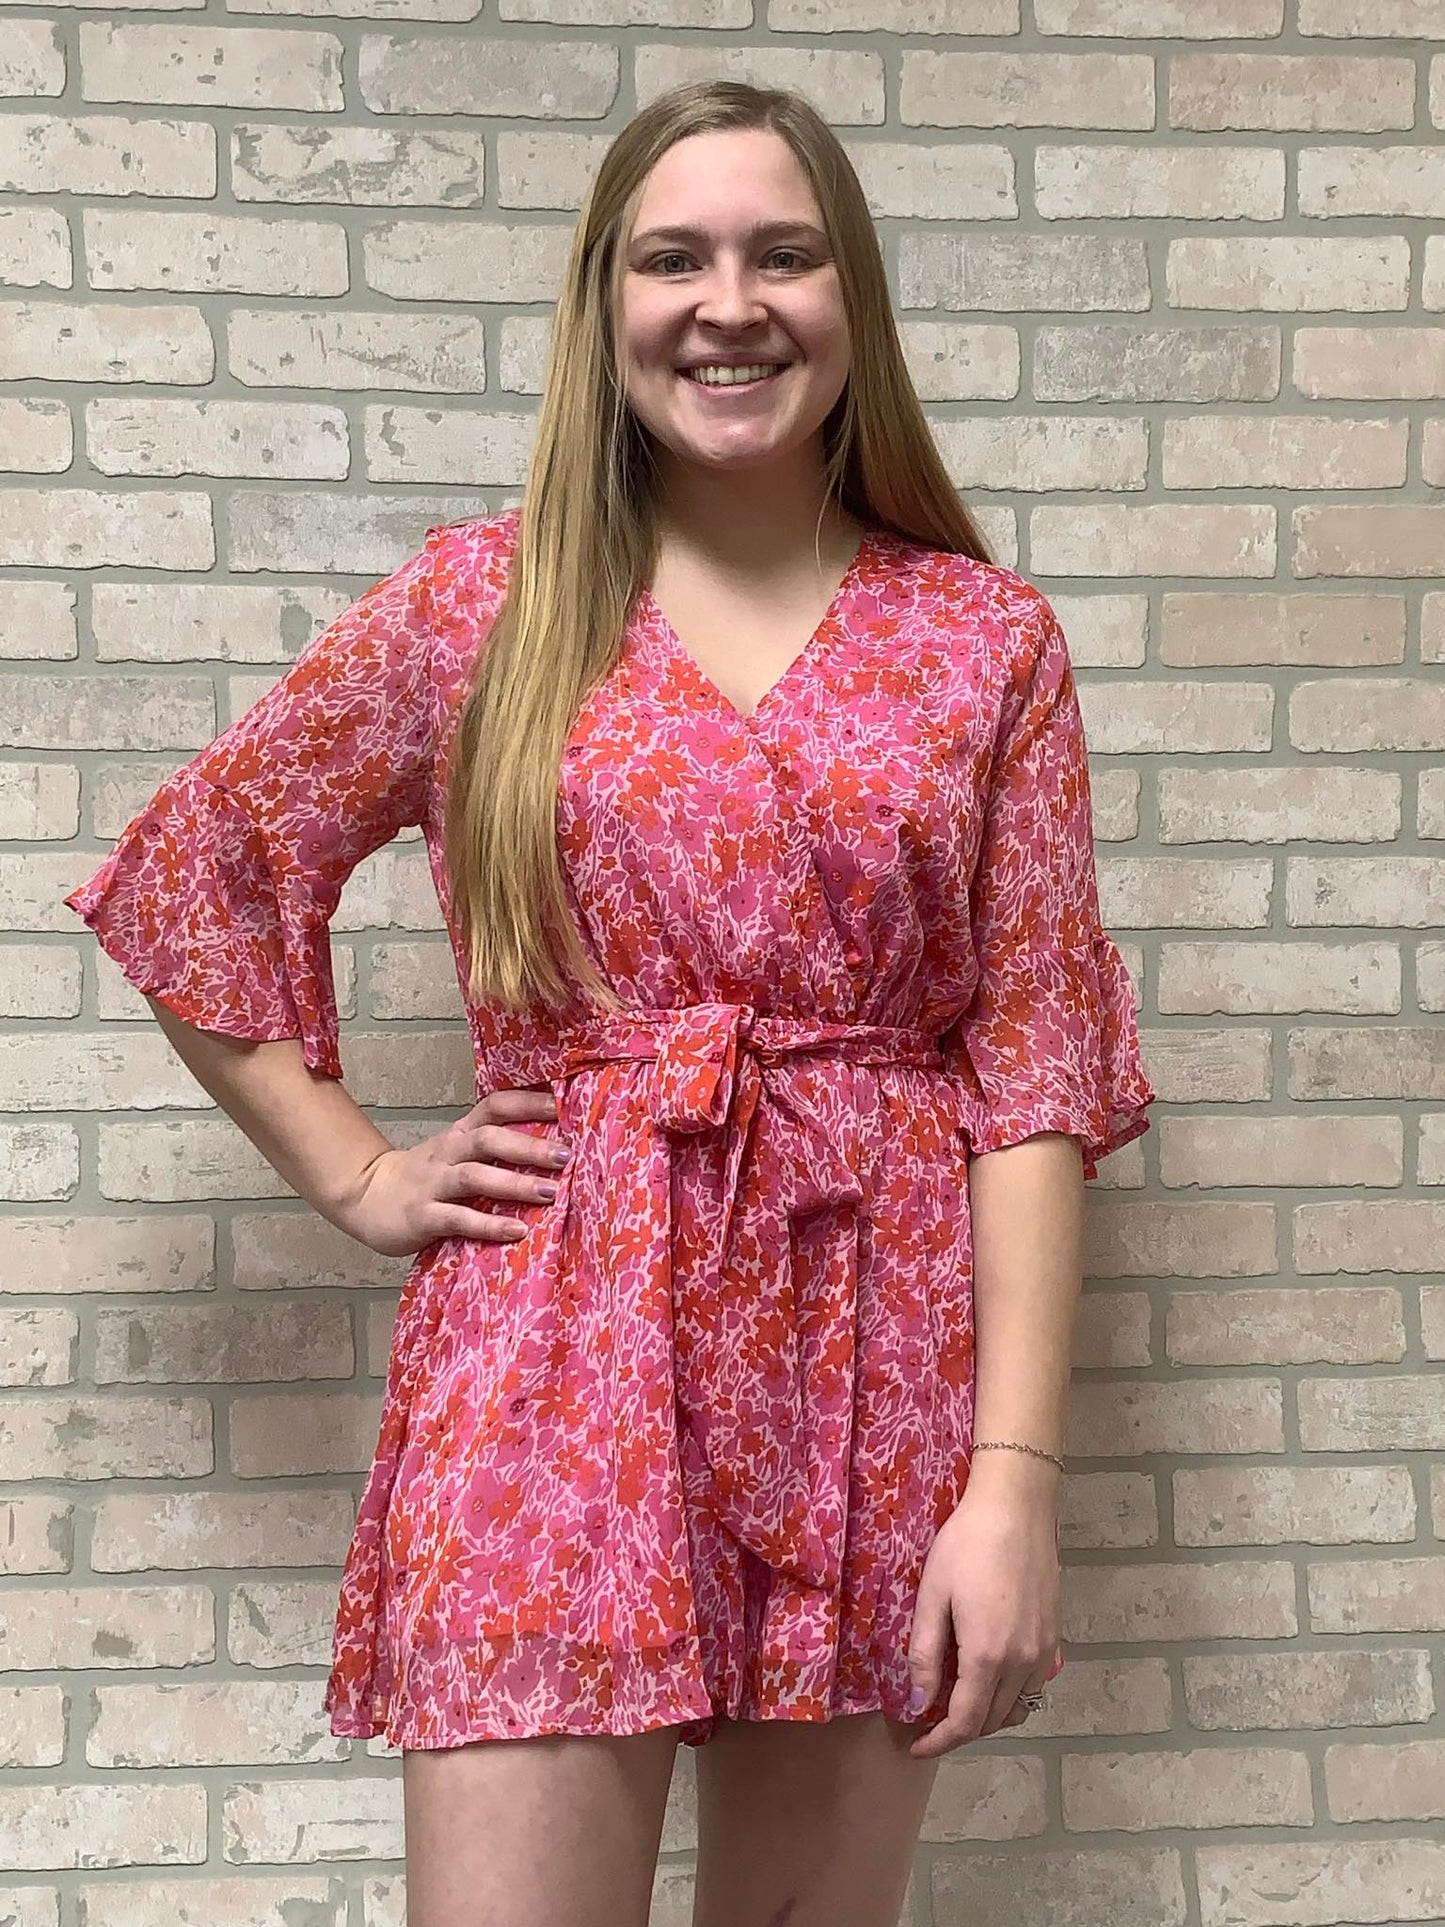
[527,1003,956,1595]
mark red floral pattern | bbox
[64,508,1154,1751]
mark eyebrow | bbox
[629,220,829,251]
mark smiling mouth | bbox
[678,364,790,392]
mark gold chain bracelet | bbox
[972,1440,1066,1472]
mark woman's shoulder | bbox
[424,504,522,605]
[421,506,523,689]
[876,529,1059,669]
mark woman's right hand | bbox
[341,1087,571,1258]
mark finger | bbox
[442,1161,563,1210]
[979,1662,1037,1738]
[907,1666,991,1761]
[467,1087,560,1129]
[904,1585,950,1729]
[427,1201,532,1243]
[473,1122,573,1170]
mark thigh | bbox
[690,1711,940,1927]
[402,1723,684,1927]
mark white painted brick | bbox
[87,398,349,479]
[0,1783,206,1873]
[1196,1839,1445,1927]
[91,1488,352,1572]
[1061,1469,1158,1548]
[918,1754,1044,1842]
[0,205,71,288]
[1325,1738,1445,1822]
[94,1299,352,1382]
[0,1121,82,1201]
[1164,413,1406,487]
[232,122,487,207]
[0,580,78,660]
[0,115,214,196]
[1035,145,1285,221]
[97,1118,311,1201]
[1170,54,1415,133]
[1184,1649,1433,1731]
[363,405,534,485]
[1297,1373,1445,1448]
[0,490,213,570]
[1031,504,1277,578]
[0,300,212,383]
[1063,1746,1312,1832]
[0,1396,211,1477]
[0,1686,65,1769]
[91,578,351,664]
[932,1846,1188,1927]
[0,762,80,839]
[0,398,72,473]
[1164,1283,1404,1362]
[901,52,1152,129]
[1066,1561,1297,1645]
[361,33,617,117]
[1308,1557,1445,1635]
[1037,0,1281,28]
[1036,324,1279,403]
[1302,0,1445,29]
[230,1391,381,1476]
[89,1679,345,1765]
[0,20,65,95]
[1068,1378,1284,1454]
[0,1497,73,1576]
[634,45,884,123]
[85,208,350,296]
[227,308,487,393]
[899,232,1148,311]
[226,1579,339,1666]
[79,24,343,108]
[232,1210,410,1290]
[0,1306,78,1385]
[221,1776,403,1865]
[1173,1464,1416,1548]
[1299,147,1445,220]
[1160,591,1404,667]
[0,1217,213,1295]
[0,1585,213,1668]
[71,1878,340,1926]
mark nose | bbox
[691,259,770,330]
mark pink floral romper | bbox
[64,507,1155,1750]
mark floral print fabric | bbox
[64,507,1154,1751]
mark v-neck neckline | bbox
[639,525,880,729]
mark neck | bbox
[648,443,859,579]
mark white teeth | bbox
[683,363,785,386]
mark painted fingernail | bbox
[907,1685,928,1715]
[537,1181,558,1201]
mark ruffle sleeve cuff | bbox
[63,762,343,1080]
[945,928,1155,1182]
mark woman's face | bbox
[616,126,852,479]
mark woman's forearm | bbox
[961,1130,1086,1513]
[144,994,394,1235]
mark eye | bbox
[644,247,813,275]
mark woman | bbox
[65,80,1154,1927]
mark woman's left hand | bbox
[904,1484,1062,1760]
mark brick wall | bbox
[8,3,1445,1922]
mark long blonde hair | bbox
[442,79,995,1018]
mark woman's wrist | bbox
[963,1443,1064,1505]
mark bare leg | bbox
[690,1711,940,1927]
[402,1723,684,1927]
